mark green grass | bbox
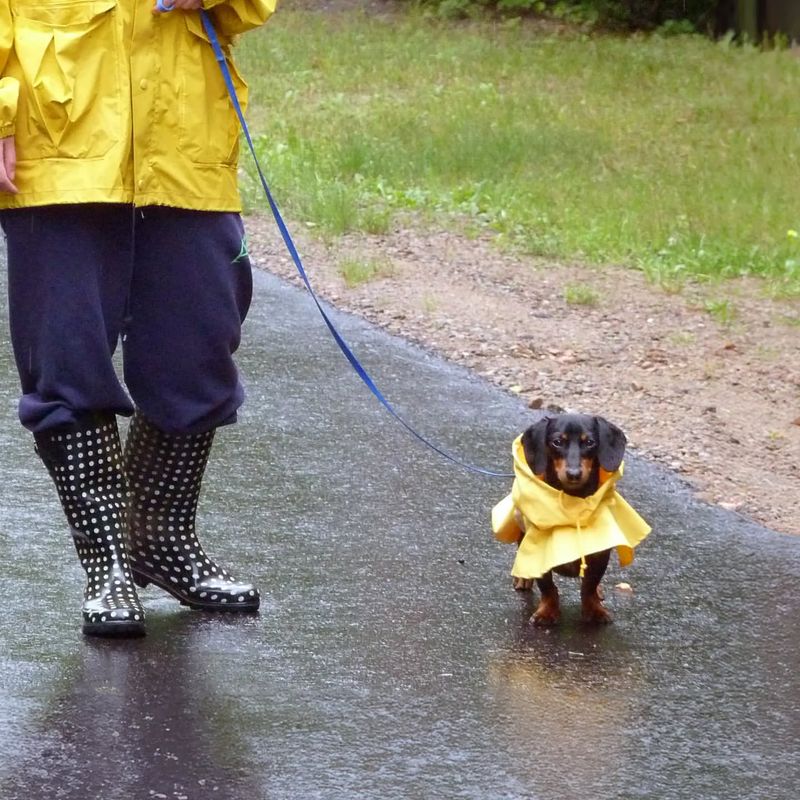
[338,256,392,287]
[703,297,738,326]
[236,10,800,293]
[563,282,600,306]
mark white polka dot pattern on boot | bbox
[36,417,146,630]
[124,413,259,610]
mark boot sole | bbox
[82,620,146,638]
[132,569,260,612]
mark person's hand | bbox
[0,136,17,194]
[152,0,202,14]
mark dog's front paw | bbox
[512,576,534,592]
[531,599,560,626]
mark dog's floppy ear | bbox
[595,416,626,472]
[521,417,550,475]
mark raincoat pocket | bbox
[178,13,248,166]
[12,0,121,161]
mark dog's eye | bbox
[550,437,564,449]
[583,438,596,449]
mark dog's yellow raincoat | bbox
[492,435,651,580]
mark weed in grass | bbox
[766,279,800,300]
[703,298,738,326]
[359,206,392,235]
[563,283,600,306]
[462,222,484,240]
[308,183,361,237]
[754,345,780,361]
[239,171,261,217]
[421,294,438,313]
[640,257,688,293]
[339,256,392,287]
[702,361,719,380]
[669,331,696,346]
[768,229,800,297]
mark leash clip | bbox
[156,0,175,11]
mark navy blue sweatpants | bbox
[1,204,253,434]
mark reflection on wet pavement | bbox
[2,613,262,799]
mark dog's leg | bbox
[512,539,534,592]
[580,549,612,624]
[532,571,560,626]
[511,523,534,592]
[512,575,534,592]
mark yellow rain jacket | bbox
[492,435,651,580]
[0,0,275,210]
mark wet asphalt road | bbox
[0,244,798,800]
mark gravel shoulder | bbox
[246,215,800,536]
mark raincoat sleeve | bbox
[201,0,277,37]
[0,0,19,138]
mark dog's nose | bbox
[565,468,583,481]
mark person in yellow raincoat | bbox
[0,0,275,637]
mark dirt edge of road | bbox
[246,215,800,537]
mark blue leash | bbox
[194,9,512,479]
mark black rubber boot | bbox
[34,413,146,637]
[124,412,260,611]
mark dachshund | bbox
[514,413,627,625]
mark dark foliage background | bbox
[587,0,719,29]
[420,0,723,32]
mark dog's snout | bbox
[565,467,583,481]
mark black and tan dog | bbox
[493,413,649,626]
